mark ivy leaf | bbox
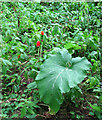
[35,48,91,114]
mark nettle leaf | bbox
[35,48,91,114]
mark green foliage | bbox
[19,100,38,118]
[1,2,101,119]
[88,98,102,119]
[27,82,37,89]
[64,42,81,54]
[35,48,91,114]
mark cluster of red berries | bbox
[36,31,44,47]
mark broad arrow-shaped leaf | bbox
[35,48,91,114]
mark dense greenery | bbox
[36,48,91,114]
[0,2,101,119]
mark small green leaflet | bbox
[64,42,81,50]
[35,48,91,114]
[20,105,27,118]
[27,82,37,89]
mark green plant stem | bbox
[38,47,40,61]
[40,45,42,60]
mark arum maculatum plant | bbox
[36,31,44,60]
[40,31,44,60]
[35,48,91,114]
[36,41,40,60]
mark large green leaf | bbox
[35,48,91,114]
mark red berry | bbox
[37,41,40,47]
[41,31,44,35]
[18,55,21,59]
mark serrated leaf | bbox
[35,48,91,114]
